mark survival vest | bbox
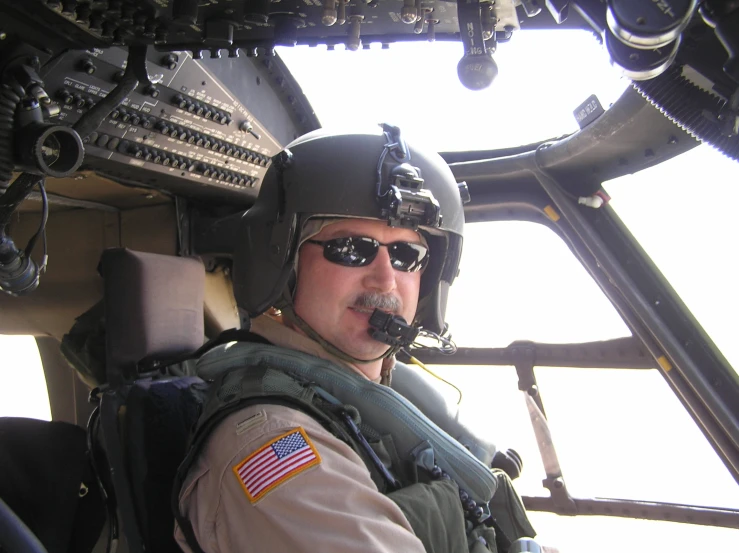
[172,341,536,553]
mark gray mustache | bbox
[353,292,401,314]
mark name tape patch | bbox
[232,427,321,503]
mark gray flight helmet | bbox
[232,124,466,334]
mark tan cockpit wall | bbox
[1,172,239,424]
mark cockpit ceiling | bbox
[1,0,736,95]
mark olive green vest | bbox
[173,342,535,553]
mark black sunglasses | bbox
[306,236,429,272]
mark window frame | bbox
[413,150,739,529]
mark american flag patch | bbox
[233,427,321,503]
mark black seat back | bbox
[94,248,207,553]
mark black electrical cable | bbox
[74,44,150,140]
[412,325,458,354]
[86,407,119,553]
[24,178,48,272]
[0,172,44,230]
[0,84,21,186]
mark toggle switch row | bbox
[86,133,258,188]
[172,94,232,125]
[152,119,270,166]
[56,88,97,109]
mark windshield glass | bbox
[607,145,739,373]
[278,30,628,151]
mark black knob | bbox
[195,105,205,116]
[130,115,141,126]
[120,110,131,122]
[61,0,77,16]
[203,139,211,149]
[110,109,121,120]
[83,131,98,144]
[56,90,74,104]
[162,156,172,166]
[173,94,188,109]
[204,109,213,119]
[196,136,205,147]
[491,448,523,480]
[112,70,125,83]
[169,127,179,138]
[107,137,120,151]
[161,54,178,70]
[74,95,86,108]
[102,21,117,38]
[457,54,498,91]
[95,134,110,148]
[144,85,159,98]
[89,14,103,32]
[141,118,154,129]
[117,139,130,154]
[155,121,168,133]
[226,147,234,156]
[79,58,96,74]
[178,130,188,141]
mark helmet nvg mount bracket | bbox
[376,123,442,230]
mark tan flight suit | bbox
[174,315,427,553]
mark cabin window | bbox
[444,221,632,347]
[0,335,51,421]
[607,144,739,373]
[429,213,739,550]
[278,32,629,152]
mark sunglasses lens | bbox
[323,237,378,267]
[388,242,429,272]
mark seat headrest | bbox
[101,248,205,383]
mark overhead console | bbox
[40,47,283,202]
[2,0,736,92]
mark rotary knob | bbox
[79,58,97,75]
[322,0,337,25]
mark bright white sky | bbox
[2,28,738,552]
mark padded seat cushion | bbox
[0,417,105,553]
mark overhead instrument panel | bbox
[3,0,735,94]
[39,47,281,202]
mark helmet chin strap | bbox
[278,299,400,366]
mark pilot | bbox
[173,125,533,553]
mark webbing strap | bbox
[171,373,362,553]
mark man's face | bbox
[292,218,423,361]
